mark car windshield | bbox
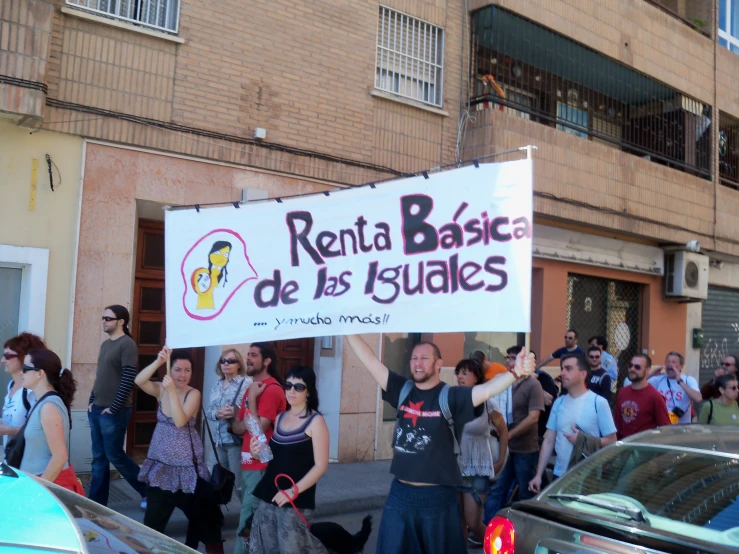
[42,478,196,554]
[545,444,739,548]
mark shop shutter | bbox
[700,285,739,386]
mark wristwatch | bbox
[677,379,684,385]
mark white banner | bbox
[164,160,533,348]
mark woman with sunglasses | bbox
[135,346,224,553]
[204,349,251,495]
[17,348,82,493]
[454,358,508,546]
[699,373,739,425]
[1,333,45,456]
[249,365,330,553]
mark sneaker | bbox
[140,497,147,510]
[468,534,482,546]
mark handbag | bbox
[5,392,60,468]
[189,416,236,505]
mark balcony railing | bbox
[471,5,712,179]
[720,113,739,190]
[66,0,179,33]
[644,0,712,38]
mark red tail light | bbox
[484,515,515,554]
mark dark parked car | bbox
[484,425,739,554]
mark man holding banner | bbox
[347,335,534,554]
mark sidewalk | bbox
[94,460,393,537]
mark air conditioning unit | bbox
[664,251,708,301]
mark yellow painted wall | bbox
[0,118,83,364]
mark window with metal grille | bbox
[471,6,712,179]
[375,7,444,107]
[566,274,643,387]
[719,112,739,191]
[66,0,180,33]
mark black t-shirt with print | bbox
[382,371,482,487]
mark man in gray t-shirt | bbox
[87,305,147,506]
[484,345,544,524]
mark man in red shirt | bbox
[231,343,286,554]
[615,354,671,439]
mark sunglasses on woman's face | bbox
[284,382,307,392]
[22,365,42,373]
[2,352,18,360]
[220,358,238,365]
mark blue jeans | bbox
[483,451,538,524]
[88,405,147,505]
[376,480,465,554]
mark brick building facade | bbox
[2,0,739,465]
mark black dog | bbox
[310,514,373,554]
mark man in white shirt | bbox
[528,353,617,493]
[646,351,701,424]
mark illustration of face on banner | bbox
[181,229,258,320]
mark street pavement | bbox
[97,459,484,552]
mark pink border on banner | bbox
[180,228,259,321]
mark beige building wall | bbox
[0,118,83,363]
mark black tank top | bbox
[253,411,319,509]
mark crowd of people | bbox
[2,309,738,554]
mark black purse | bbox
[188,416,236,505]
[5,392,60,468]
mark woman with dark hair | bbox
[208,241,232,287]
[454,358,508,546]
[1,332,45,454]
[248,365,330,553]
[135,347,224,553]
[205,348,251,495]
[699,373,739,425]
[17,348,82,493]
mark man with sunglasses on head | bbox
[88,305,148,508]
[536,329,585,370]
[231,343,286,554]
[614,354,671,439]
[700,354,738,400]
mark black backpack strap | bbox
[709,399,714,424]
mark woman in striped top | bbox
[249,365,330,554]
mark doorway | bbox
[127,219,204,461]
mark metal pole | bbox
[525,144,534,352]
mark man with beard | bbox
[346,335,534,554]
[614,354,671,438]
[528,354,616,493]
[586,345,612,401]
[701,354,738,400]
[231,343,286,554]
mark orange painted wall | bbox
[532,258,687,369]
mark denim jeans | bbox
[376,480,465,554]
[88,405,148,506]
[483,451,539,524]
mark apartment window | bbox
[66,0,180,33]
[470,5,712,179]
[375,7,444,107]
[720,0,739,54]
[719,113,739,190]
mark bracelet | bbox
[508,367,523,379]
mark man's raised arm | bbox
[346,335,390,391]
[472,347,535,407]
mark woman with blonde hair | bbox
[205,349,251,495]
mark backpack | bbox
[396,381,462,469]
